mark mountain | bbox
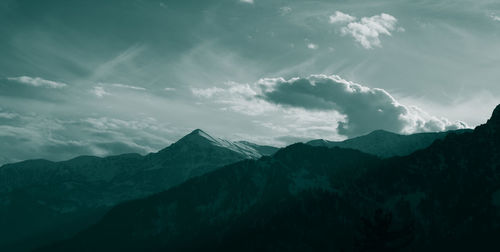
[39,105,500,252]
[237,141,279,156]
[0,129,277,252]
[307,129,471,158]
[37,145,380,252]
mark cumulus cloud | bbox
[329,12,401,49]
[7,76,67,88]
[307,43,318,49]
[491,14,500,22]
[258,75,467,136]
[192,75,467,138]
[91,86,110,97]
[164,87,176,92]
[240,0,254,4]
[341,13,398,49]
[329,11,356,24]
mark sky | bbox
[1,0,499,164]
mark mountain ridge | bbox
[307,128,471,158]
[0,129,278,252]
[38,104,500,251]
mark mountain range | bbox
[0,129,277,252]
[307,129,470,158]
[0,122,481,252]
[34,105,500,252]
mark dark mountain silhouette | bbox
[37,105,500,251]
[36,145,381,252]
[0,129,278,252]
[307,129,471,158]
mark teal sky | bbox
[1,0,499,164]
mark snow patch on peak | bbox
[177,129,263,159]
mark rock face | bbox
[486,104,500,133]
[307,129,471,158]
[38,105,500,252]
[0,129,278,252]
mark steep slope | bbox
[40,105,500,252]
[0,129,275,252]
[38,145,380,252]
[131,129,274,195]
[307,129,471,158]
[237,141,279,156]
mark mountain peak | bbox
[188,128,207,136]
[486,104,500,129]
[185,129,214,141]
[367,129,395,136]
[490,104,500,122]
[166,129,263,159]
[176,129,216,145]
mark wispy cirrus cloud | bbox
[279,6,292,16]
[110,83,146,91]
[7,76,67,88]
[0,108,18,119]
[191,87,225,98]
[91,44,146,80]
[0,110,174,165]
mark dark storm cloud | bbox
[258,75,467,137]
[259,75,468,137]
[258,75,409,136]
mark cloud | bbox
[164,87,176,92]
[192,75,467,138]
[0,110,175,165]
[341,13,398,49]
[91,86,110,97]
[279,6,292,16]
[329,11,356,24]
[240,0,254,4]
[259,75,467,136]
[0,112,17,119]
[91,44,146,80]
[191,87,225,98]
[329,12,400,49]
[7,76,67,88]
[110,83,146,91]
[491,14,500,22]
[307,43,318,49]
[0,108,18,119]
